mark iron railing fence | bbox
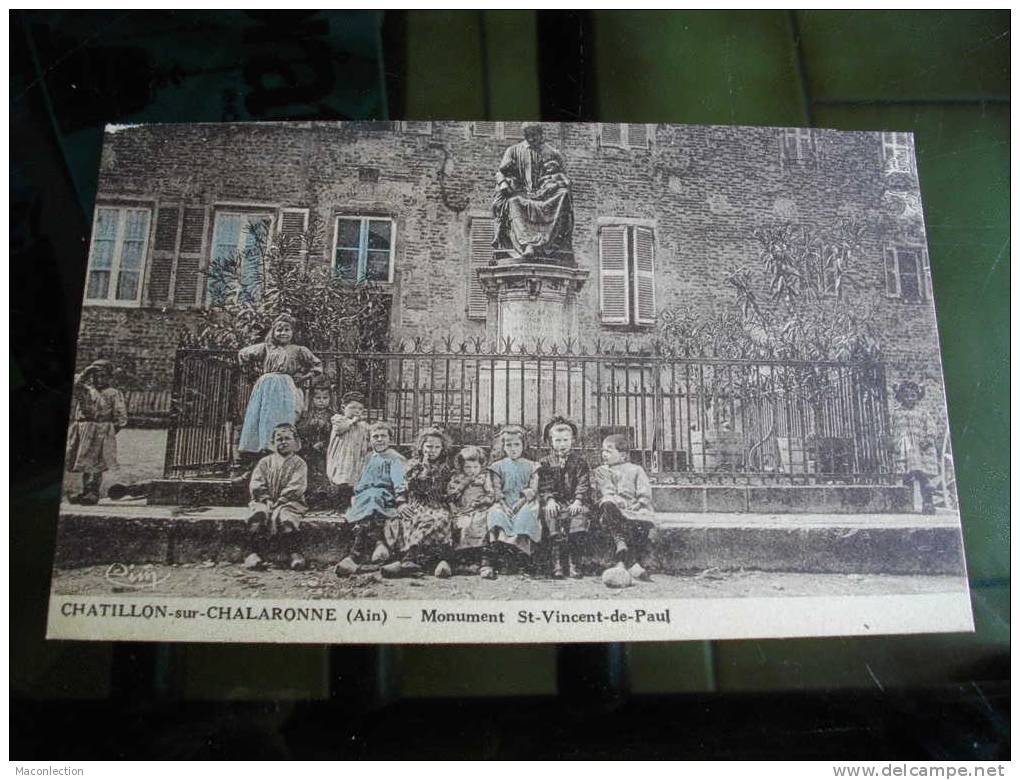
[164,340,893,484]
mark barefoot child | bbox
[246,423,308,571]
[487,425,541,562]
[893,381,939,514]
[327,391,371,511]
[65,360,127,505]
[593,434,655,575]
[238,314,322,456]
[334,421,406,575]
[447,446,498,579]
[296,382,335,508]
[536,416,592,579]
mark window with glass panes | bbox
[333,217,394,283]
[85,206,152,305]
[209,211,273,304]
[884,246,927,303]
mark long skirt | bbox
[384,502,453,564]
[65,421,118,473]
[239,373,303,453]
[487,501,541,556]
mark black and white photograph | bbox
[47,120,971,643]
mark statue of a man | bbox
[491,123,575,264]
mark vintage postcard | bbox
[47,121,972,644]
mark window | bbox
[780,128,816,166]
[332,216,395,283]
[471,121,524,140]
[598,123,652,149]
[882,132,913,175]
[598,224,655,326]
[85,206,152,306]
[467,216,494,319]
[885,246,928,302]
[399,121,433,135]
[209,211,273,304]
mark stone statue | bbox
[491,123,575,265]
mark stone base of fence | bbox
[143,477,912,515]
[54,503,965,577]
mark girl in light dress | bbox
[238,314,322,455]
[486,425,542,559]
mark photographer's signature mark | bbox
[105,563,170,591]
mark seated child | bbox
[327,391,371,511]
[296,382,335,508]
[592,434,655,572]
[334,420,407,576]
[246,423,308,571]
[534,158,570,200]
[447,445,498,579]
[536,416,592,579]
[487,425,541,561]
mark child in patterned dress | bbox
[447,445,498,579]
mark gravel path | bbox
[51,562,968,601]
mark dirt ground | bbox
[51,562,968,601]
[62,428,166,496]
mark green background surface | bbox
[13,10,1008,710]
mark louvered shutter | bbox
[147,205,180,304]
[599,225,629,324]
[278,208,309,261]
[473,122,497,137]
[174,207,207,307]
[884,248,899,297]
[634,226,656,324]
[600,124,623,148]
[502,122,523,139]
[467,217,493,319]
[627,123,649,149]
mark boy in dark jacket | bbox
[536,416,592,579]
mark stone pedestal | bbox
[474,263,590,430]
[477,263,589,347]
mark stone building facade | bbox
[78,121,946,439]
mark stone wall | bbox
[80,121,948,438]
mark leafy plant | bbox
[183,214,391,351]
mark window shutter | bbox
[599,225,629,324]
[174,207,207,307]
[600,124,623,148]
[147,205,179,304]
[634,226,656,324]
[884,247,899,297]
[627,123,649,149]
[467,217,493,319]
[278,208,309,261]
[473,122,497,137]
[502,122,523,139]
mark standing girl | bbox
[238,314,322,455]
[487,424,541,558]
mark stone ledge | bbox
[651,484,912,514]
[53,504,965,576]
